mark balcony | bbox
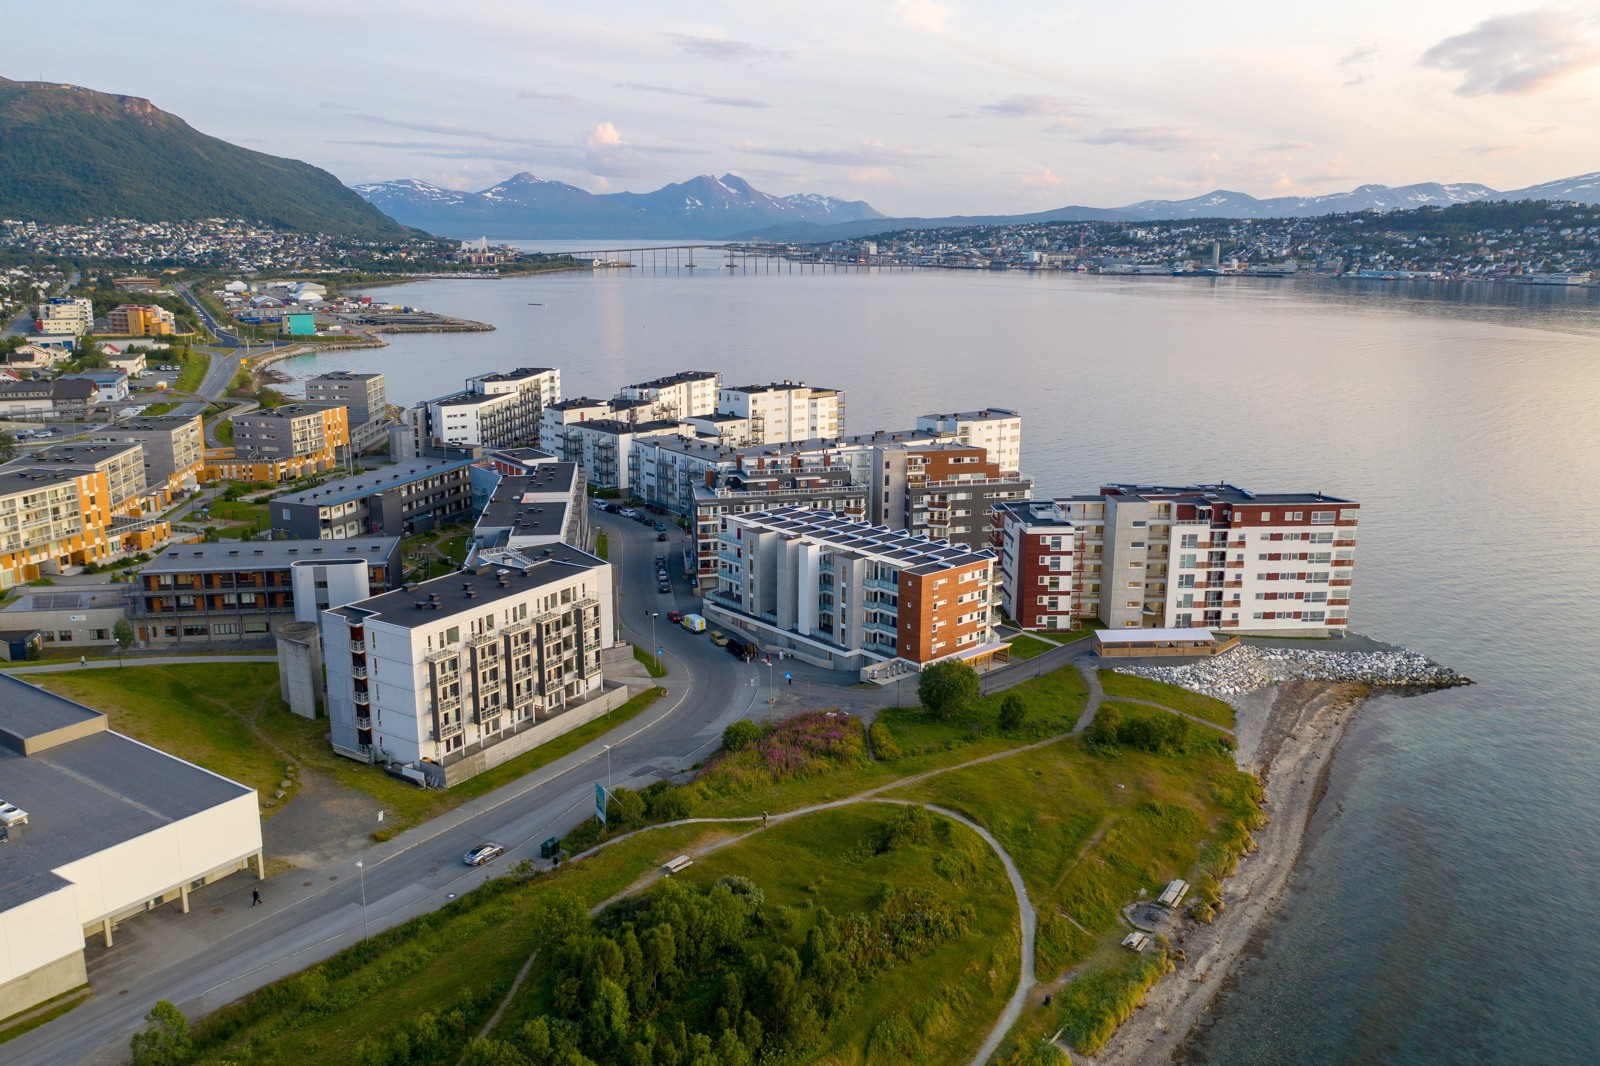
[351,663,368,679]
[355,714,372,730]
[349,640,366,654]
[352,691,370,706]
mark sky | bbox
[19,1,1600,215]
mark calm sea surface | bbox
[278,268,1600,1063]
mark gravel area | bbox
[1110,643,1469,697]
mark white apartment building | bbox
[617,370,721,421]
[716,382,844,445]
[559,419,691,491]
[990,484,1359,637]
[34,297,94,337]
[423,367,560,450]
[705,507,1005,679]
[322,544,617,786]
[916,409,1023,476]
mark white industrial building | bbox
[0,676,262,1018]
[321,544,621,786]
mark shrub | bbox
[130,1000,191,1066]
[918,660,980,720]
[1089,704,1190,754]
[1089,704,1123,747]
[872,804,937,854]
[722,719,761,752]
[867,719,901,760]
[998,692,1027,733]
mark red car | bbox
[667,610,684,624]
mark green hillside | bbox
[0,78,406,238]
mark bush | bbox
[722,719,761,753]
[130,1000,191,1065]
[1089,704,1191,754]
[867,719,901,760]
[998,693,1027,733]
[872,804,937,854]
[918,660,980,720]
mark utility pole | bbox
[355,859,370,943]
[603,743,613,788]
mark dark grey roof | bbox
[0,713,253,911]
[274,458,475,507]
[142,537,401,574]
[1098,483,1355,507]
[469,367,556,383]
[343,544,605,629]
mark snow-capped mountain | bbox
[352,172,883,238]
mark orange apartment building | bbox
[205,403,351,483]
[705,506,1005,681]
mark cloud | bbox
[1261,140,1314,151]
[850,167,895,184]
[738,140,934,167]
[615,82,770,108]
[1420,10,1600,95]
[517,88,578,103]
[351,113,559,148]
[1018,168,1064,189]
[974,95,1086,128]
[897,0,953,34]
[665,33,790,62]
[1463,143,1522,155]
[1338,43,1380,85]
[587,122,624,149]
[1081,126,1195,151]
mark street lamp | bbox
[603,743,613,787]
[355,859,369,943]
[649,611,659,673]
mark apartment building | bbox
[321,544,617,786]
[134,537,402,645]
[557,419,691,492]
[0,467,113,588]
[617,370,720,421]
[231,403,350,463]
[106,304,176,336]
[306,371,387,426]
[58,370,129,406]
[991,484,1360,636]
[990,499,1082,631]
[421,367,559,451]
[95,415,206,494]
[270,458,475,539]
[916,408,1023,475]
[705,507,1002,678]
[471,462,584,552]
[9,442,151,515]
[715,381,844,445]
[690,467,868,589]
[35,296,93,336]
[876,439,1032,551]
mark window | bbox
[56,630,72,641]
[1260,512,1272,522]
[1180,534,1199,549]
[212,623,238,635]
[1179,554,1197,569]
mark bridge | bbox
[550,244,896,275]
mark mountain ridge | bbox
[0,77,408,238]
[353,172,884,239]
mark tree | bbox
[130,1000,191,1066]
[0,430,15,463]
[998,693,1027,733]
[917,660,980,720]
[114,617,135,652]
[721,719,760,752]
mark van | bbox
[725,636,750,660]
[680,613,707,633]
[0,801,28,828]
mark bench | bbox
[661,855,694,875]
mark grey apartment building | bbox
[306,371,387,426]
[270,458,475,539]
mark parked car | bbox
[658,579,672,594]
[667,610,684,624]
[725,635,749,659]
[709,631,729,647]
[463,843,504,866]
[653,521,666,532]
[680,613,707,633]
[653,555,666,566]
[657,532,669,541]
[619,507,638,518]
[635,513,654,525]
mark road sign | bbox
[657,647,663,655]
[784,672,792,681]
[595,782,608,824]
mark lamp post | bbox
[603,743,613,788]
[355,859,369,943]
[650,611,659,673]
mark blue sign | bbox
[657,647,663,655]
[784,672,793,681]
[595,782,608,824]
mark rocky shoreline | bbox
[1111,643,1470,697]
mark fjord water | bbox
[280,269,1600,1062]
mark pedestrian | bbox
[762,812,769,827]
[80,655,87,667]
[251,888,262,907]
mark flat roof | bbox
[469,367,556,383]
[0,677,253,912]
[2,588,128,612]
[919,408,1019,421]
[1094,627,1219,644]
[622,370,718,390]
[1099,483,1354,506]
[275,458,475,507]
[729,507,993,571]
[234,403,341,423]
[307,370,384,382]
[342,544,606,629]
[98,414,202,433]
[142,537,400,574]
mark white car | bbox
[618,507,638,518]
[463,842,504,866]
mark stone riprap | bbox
[1112,645,1469,698]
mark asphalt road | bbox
[5,511,800,1066]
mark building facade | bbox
[715,381,844,445]
[106,304,175,336]
[915,408,1023,475]
[321,544,616,785]
[305,371,387,427]
[471,462,584,553]
[134,537,403,645]
[270,457,475,539]
[230,403,350,463]
[94,415,206,495]
[690,468,869,590]
[704,507,1002,677]
[34,296,93,337]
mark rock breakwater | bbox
[1113,644,1469,698]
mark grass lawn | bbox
[1005,633,1056,659]
[889,715,1261,1056]
[438,532,471,566]
[632,643,667,678]
[595,532,608,559]
[208,499,268,525]
[174,350,210,394]
[1098,669,1237,728]
[34,665,666,835]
